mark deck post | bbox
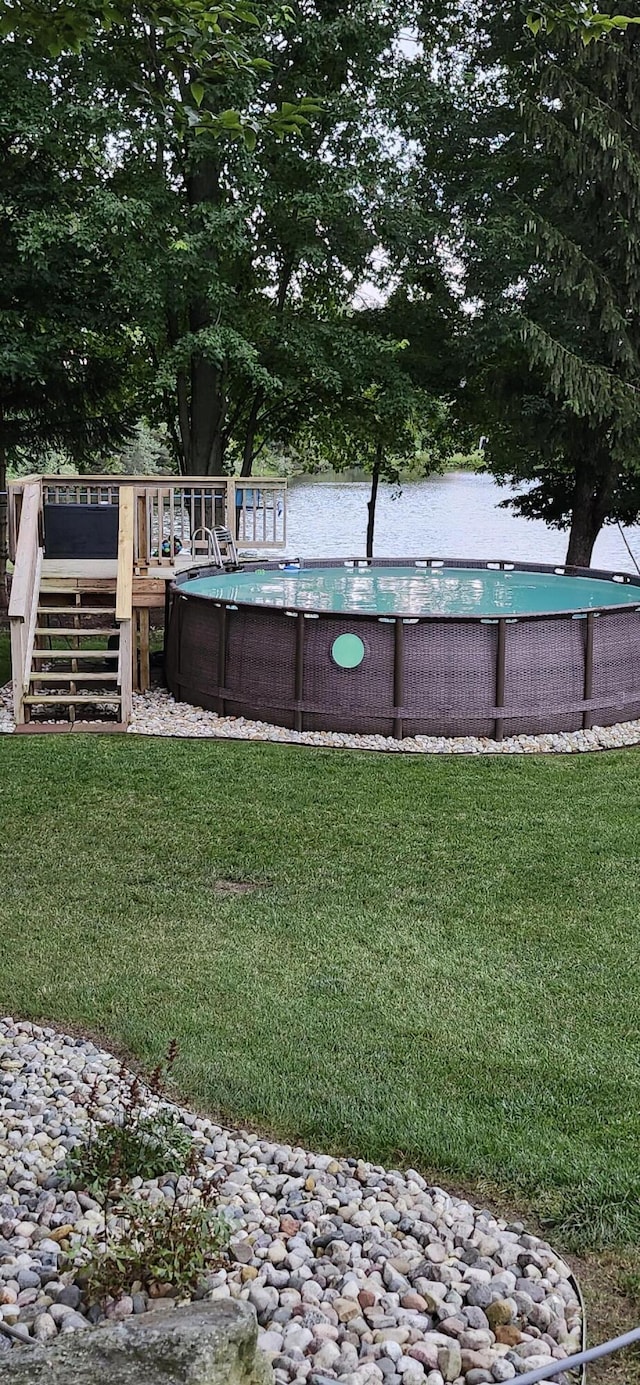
[138,606,151,692]
[226,478,236,537]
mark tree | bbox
[0,33,149,597]
[139,0,427,477]
[279,301,454,554]
[3,0,408,479]
[0,0,321,480]
[430,0,640,565]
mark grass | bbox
[3,732,640,1378]
[0,629,10,685]
[0,735,639,1235]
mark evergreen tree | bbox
[465,6,640,562]
[421,1,640,564]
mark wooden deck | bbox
[7,475,287,727]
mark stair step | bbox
[32,650,119,661]
[35,627,119,637]
[24,694,122,706]
[37,606,116,615]
[29,672,119,683]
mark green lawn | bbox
[0,629,10,686]
[0,734,639,1248]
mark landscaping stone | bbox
[5,668,639,756]
[126,686,640,756]
[0,1016,583,1385]
[0,1300,271,1385]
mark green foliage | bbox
[0,0,459,480]
[442,450,484,473]
[0,632,9,684]
[67,1108,193,1190]
[0,37,146,470]
[432,0,640,562]
[527,2,640,43]
[62,1039,229,1304]
[66,1044,193,1192]
[107,423,175,475]
[73,1181,230,1303]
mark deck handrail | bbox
[7,475,287,563]
[115,486,134,722]
[8,479,43,721]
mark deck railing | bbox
[115,487,134,723]
[7,479,44,721]
[8,475,287,568]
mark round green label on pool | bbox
[331,633,365,669]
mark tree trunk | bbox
[180,157,228,476]
[565,465,613,567]
[241,392,263,477]
[366,444,382,558]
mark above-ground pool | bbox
[165,558,640,739]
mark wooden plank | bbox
[115,486,134,622]
[35,626,119,636]
[32,649,119,660]
[8,482,41,621]
[24,693,121,705]
[38,605,115,615]
[138,606,151,692]
[41,560,118,579]
[135,492,148,570]
[10,621,25,722]
[22,547,43,692]
[29,671,119,682]
[226,478,235,536]
[118,618,133,723]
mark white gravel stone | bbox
[126,687,640,757]
[0,1017,583,1382]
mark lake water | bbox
[285,472,640,572]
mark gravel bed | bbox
[2,676,640,754]
[0,684,13,735]
[0,1017,582,1383]
[129,687,640,756]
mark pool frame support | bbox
[583,610,594,731]
[217,605,227,716]
[494,618,507,742]
[295,613,305,732]
[393,618,404,740]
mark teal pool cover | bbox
[181,565,640,618]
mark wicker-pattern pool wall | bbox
[165,558,640,740]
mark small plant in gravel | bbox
[65,1041,193,1191]
[63,1042,231,1304]
[72,1165,231,1304]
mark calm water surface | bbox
[285,472,640,572]
[184,565,640,616]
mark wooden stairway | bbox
[8,481,134,731]
[23,586,125,726]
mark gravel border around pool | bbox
[128,689,640,755]
[0,1017,582,1384]
[3,679,640,754]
